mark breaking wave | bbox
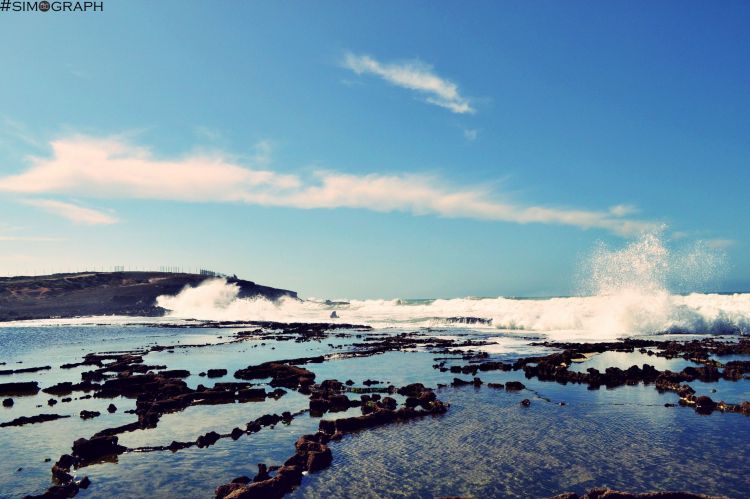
[156,233,748,340]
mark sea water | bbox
[1,233,749,497]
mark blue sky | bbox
[0,1,748,298]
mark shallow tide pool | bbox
[1,325,748,498]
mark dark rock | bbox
[78,476,91,489]
[231,476,251,484]
[159,369,191,378]
[397,383,426,396]
[545,487,724,499]
[80,410,101,420]
[0,365,51,376]
[521,399,531,407]
[234,361,316,389]
[216,465,303,499]
[47,398,57,406]
[254,463,270,482]
[1,413,70,427]
[505,381,525,391]
[695,395,717,414]
[56,454,75,468]
[310,398,330,415]
[306,446,333,472]
[0,381,40,396]
[207,369,227,378]
[3,397,13,407]
[22,482,79,498]
[319,419,336,435]
[255,414,282,427]
[380,396,397,410]
[107,403,117,413]
[72,435,126,462]
[230,427,244,440]
[51,463,73,482]
[196,431,221,448]
[328,394,354,412]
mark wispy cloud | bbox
[608,204,638,217]
[342,52,475,114]
[463,128,479,142]
[0,135,658,237]
[21,199,117,225]
[1,117,47,150]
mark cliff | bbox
[0,271,297,321]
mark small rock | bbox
[521,399,531,407]
[207,369,227,378]
[254,463,270,482]
[505,381,526,391]
[695,395,717,414]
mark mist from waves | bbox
[155,233,748,340]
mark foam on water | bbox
[152,233,749,340]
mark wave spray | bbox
[156,232,747,340]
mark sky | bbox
[0,1,748,298]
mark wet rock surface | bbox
[0,413,70,427]
[546,487,727,498]
[0,381,40,396]
[4,323,748,498]
[442,337,750,417]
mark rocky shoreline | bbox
[435,337,750,416]
[1,322,747,498]
[0,271,297,321]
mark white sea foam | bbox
[152,232,748,341]
[5,234,747,342]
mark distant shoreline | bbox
[0,271,296,322]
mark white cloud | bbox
[22,199,117,225]
[342,53,475,114]
[608,204,638,217]
[249,139,273,167]
[0,136,299,202]
[0,135,658,237]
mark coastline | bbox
[1,320,748,498]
